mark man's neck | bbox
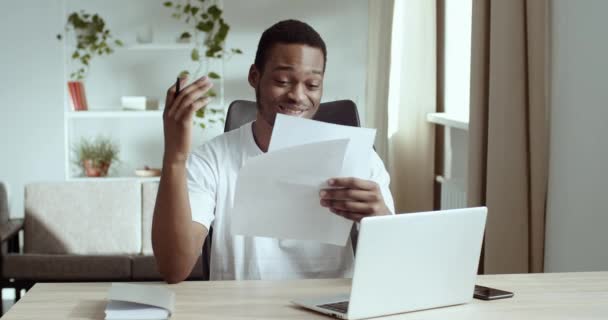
[252,115,273,153]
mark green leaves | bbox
[191,48,200,61]
[179,31,192,40]
[196,20,214,32]
[206,89,217,97]
[72,135,120,169]
[195,108,206,118]
[207,5,222,20]
[63,10,121,80]
[162,1,242,131]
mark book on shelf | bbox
[67,81,89,111]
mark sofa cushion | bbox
[141,182,159,255]
[2,254,131,281]
[24,181,142,255]
[131,255,203,281]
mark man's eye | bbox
[308,84,320,89]
[275,80,289,85]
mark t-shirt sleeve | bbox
[369,150,396,214]
[186,146,218,230]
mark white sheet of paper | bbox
[269,114,377,178]
[231,138,354,246]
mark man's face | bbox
[248,43,325,126]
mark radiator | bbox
[436,176,467,209]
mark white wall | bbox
[545,0,608,272]
[0,0,368,218]
[0,1,66,218]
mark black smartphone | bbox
[473,285,514,300]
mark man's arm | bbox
[152,163,207,284]
[152,75,213,284]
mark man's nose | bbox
[286,83,306,103]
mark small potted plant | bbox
[72,136,120,177]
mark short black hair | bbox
[254,19,327,73]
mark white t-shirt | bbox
[186,121,395,280]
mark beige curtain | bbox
[468,0,550,273]
[365,0,395,163]
[369,0,437,213]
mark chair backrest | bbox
[200,100,362,280]
[223,99,360,132]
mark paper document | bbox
[231,115,377,246]
[105,283,175,320]
[269,114,377,178]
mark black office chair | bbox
[201,99,361,280]
[223,99,361,131]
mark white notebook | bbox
[105,283,175,320]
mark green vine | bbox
[57,11,123,80]
[163,0,242,129]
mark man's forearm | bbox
[152,162,204,282]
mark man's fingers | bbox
[165,76,189,114]
[171,76,210,110]
[168,81,213,119]
[321,199,374,214]
[174,97,211,122]
[319,188,380,202]
[327,177,378,191]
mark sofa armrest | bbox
[0,219,23,243]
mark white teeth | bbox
[279,105,306,115]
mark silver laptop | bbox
[291,207,487,320]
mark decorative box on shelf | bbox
[121,96,160,111]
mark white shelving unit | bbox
[66,110,163,119]
[122,43,193,51]
[63,109,166,181]
[61,0,227,181]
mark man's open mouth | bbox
[278,105,307,115]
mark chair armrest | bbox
[0,219,24,243]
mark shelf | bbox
[66,110,163,119]
[67,176,161,182]
[121,43,193,51]
[426,112,469,130]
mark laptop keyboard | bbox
[318,301,349,314]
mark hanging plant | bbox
[163,0,242,129]
[57,11,123,80]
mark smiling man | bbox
[152,20,395,283]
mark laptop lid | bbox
[347,207,487,319]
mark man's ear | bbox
[248,64,260,88]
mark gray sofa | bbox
[0,180,204,303]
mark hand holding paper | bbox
[231,115,377,246]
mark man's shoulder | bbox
[192,125,245,158]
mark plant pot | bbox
[82,159,110,177]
